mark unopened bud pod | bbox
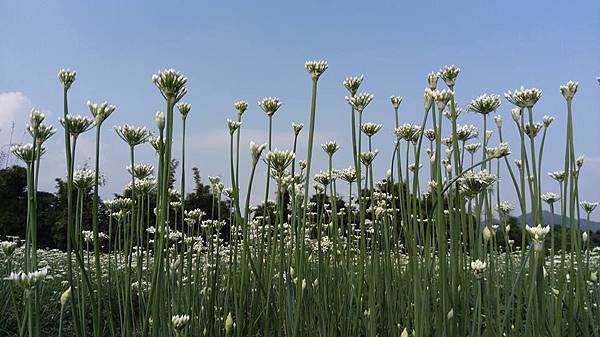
[155,111,165,130]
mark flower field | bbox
[1,63,599,337]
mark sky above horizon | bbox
[1,1,599,219]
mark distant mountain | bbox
[519,210,600,231]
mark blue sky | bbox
[1,0,599,218]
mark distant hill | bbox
[520,210,600,231]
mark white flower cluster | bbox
[227,118,242,134]
[87,100,116,125]
[504,86,543,108]
[346,92,374,113]
[559,80,578,100]
[0,241,17,256]
[471,259,486,278]
[343,75,364,95]
[321,141,340,156]
[468,94,501,114]
[115,125,151,146]
[58,68,76,89]
[258,97,283,116]
[526,224,550,251]
[60,115,95,136]
[305,60,328,79]
[152,69,187,102]
[171,314,190,330]
[5,267,49,289]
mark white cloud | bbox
[0,92,33,145]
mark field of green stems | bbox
[1,63,599,337]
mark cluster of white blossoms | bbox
[440,64,460,87]
[226,118,242,134]
[496,201,514,218]
[559,80,578,101]
[105,198,134,215]
[359,150,379,166]
[29,123,56,146]
[390,95,403,109]
[171,314,190,331]
[60,115,95,136]
[73,167,96,190]
[233,100,248,115]
[541,192,560,204]
[504,86,543,108]
[346,92,374,113]
[468,94,501,115]
[432,89,453,112]
[471,259,486,279]
[524,122,544,139]
[394,124,421,143]
[342,75,364,95]
[11,144,37,163]
[548,170,567,183]
[177,102,192,119]
[314,171,335,187]
[5,267,49,289]
[29,109,45,130]
[184,209,206,225]
[464,143,481,155]
[487,142,511,158]
[0,241,17,256]
[580,201,598,214]
[152,69,187,102]
[304,60,329,80]
[127,164,154,180]
[82,230,109,243]
[258,97,282,116]
[115,125,151,147]
[58,68,76,89]
[265,149,295,175]
[458,170,497,198]
[321,141,340,157]
[526,224,551,251]
[543,115,555,128]
[361,122,383,137]
[427,71,439,89]
[291,123,304,137]
[87,100,116,125]
[455,124,478,142]
[338,166,357,183]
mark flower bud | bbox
[511,108,522,122]
[483,227,492,242]
[60,287,72,306]
[494,115,503,128]
[155,111,165,130]
[225,312,234,335]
